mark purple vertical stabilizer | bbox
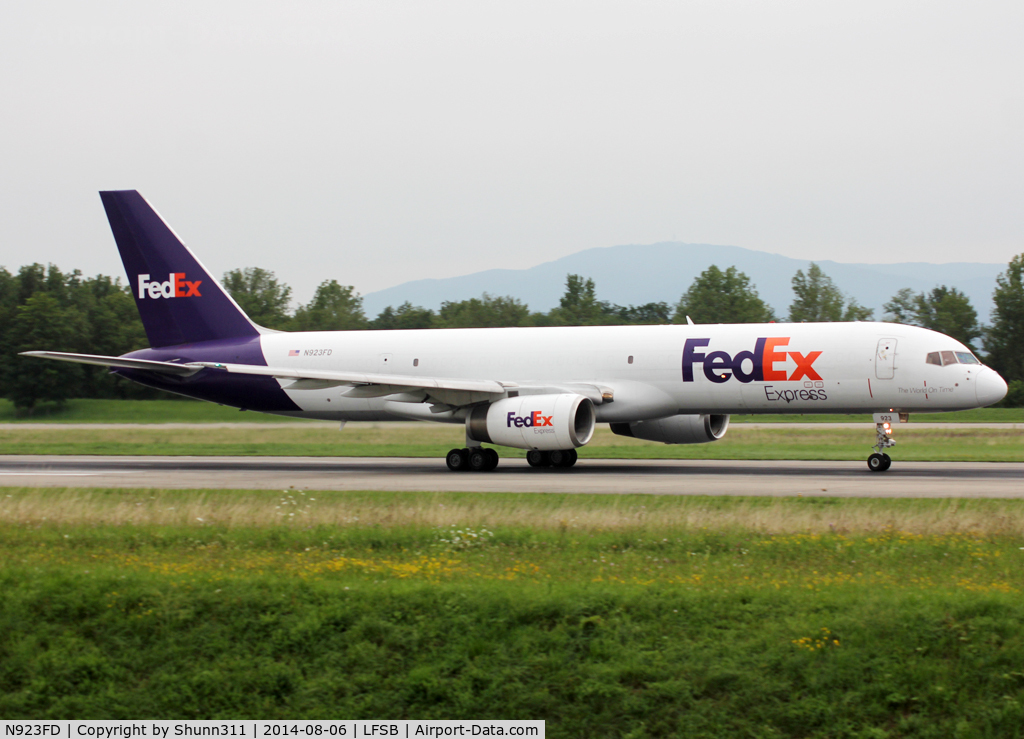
[100,190,262,348]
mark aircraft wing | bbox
[20,351,509,401]
[191,361,508,396]
[190,363,613,404]
[20,352,610,408]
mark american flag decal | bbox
[288,349,300,357]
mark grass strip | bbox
[3,491,1024,734]
[6,487,1024,535]
[1,425,1021,461]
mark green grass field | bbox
[2,398,1023,424]
[3,489,1024,734]
[1,423,1021,461]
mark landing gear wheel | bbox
[446,448,469,471]
[484,448,499,471]
[526,450,550,468]
[867,453,889,473]
[468,449,489,471]
[551,449,578,468]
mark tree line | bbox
[2,256,1022,410]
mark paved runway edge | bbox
[1,456,1022,498]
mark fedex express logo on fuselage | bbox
[137,273,202,299]
[683,337,822,384]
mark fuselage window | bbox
[955,352,980,365]
[628,355,634,364]
[926,352,942,366]
[413,358,419,367]
[940,350,957,366]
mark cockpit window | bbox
[927,350,981,367]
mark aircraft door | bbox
[875,338,897,380]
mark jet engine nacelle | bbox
[468,393,596,451]
[610,414,729,444]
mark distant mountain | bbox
[362,242,1006,323]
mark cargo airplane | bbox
[23,191,1009,472]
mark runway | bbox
[1,455,1022,497]
[1,422,1021,430]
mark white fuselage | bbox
[258,322,1002,422]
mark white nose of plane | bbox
[976,367,1008,407]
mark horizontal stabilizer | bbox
[19,351,202,376]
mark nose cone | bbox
[976,367,1008,407]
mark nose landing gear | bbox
[867,451,891,472]
[867,419,896,472]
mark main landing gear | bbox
[443,447,580,471]
[867,420,895,472]
[446,447,499,472]
[526,449,578,469]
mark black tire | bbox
[446,448,468,471]
[867,453,888,472]
[526,450,549,467]
[484,448,499,471]
[550,449,578,468]
[880,453,892,471]
[468,449,488,471]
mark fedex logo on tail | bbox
[683,337,822,384]
[138,273,202,300]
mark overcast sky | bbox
[1,1,1021,305]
